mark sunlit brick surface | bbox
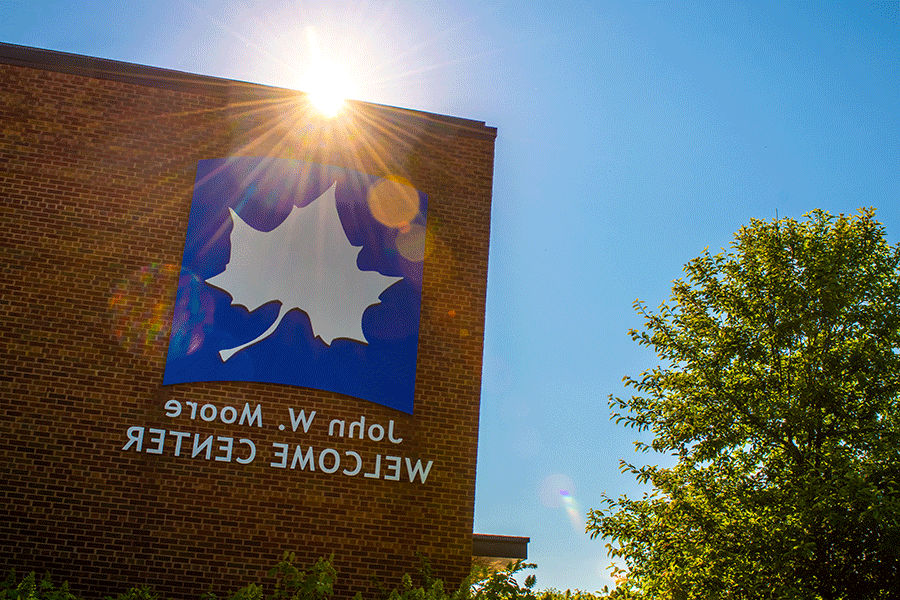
[0,44,495,599]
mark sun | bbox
[303,64,351,117]
[300,28,354,117]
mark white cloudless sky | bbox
[3,0,899,592]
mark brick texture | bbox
[0,45,496,599]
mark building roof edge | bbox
[0,41,496,140]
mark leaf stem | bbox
[219,304,288,361]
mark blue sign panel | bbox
[163,157,427,414]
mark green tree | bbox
[588,209,900,599]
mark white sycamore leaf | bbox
[206,183,402,361]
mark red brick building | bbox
[0,43,496,598]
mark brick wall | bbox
[0,44,496,599]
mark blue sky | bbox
[3,0,899,592]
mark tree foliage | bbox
[2,557,599,600]
[588,209,900,599]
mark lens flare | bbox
[168,271,217,357]
[367,176,421,230]
[539,473,584,532]
[559,488,585,532]
[108,263,179,356]
[395,222,426,262]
